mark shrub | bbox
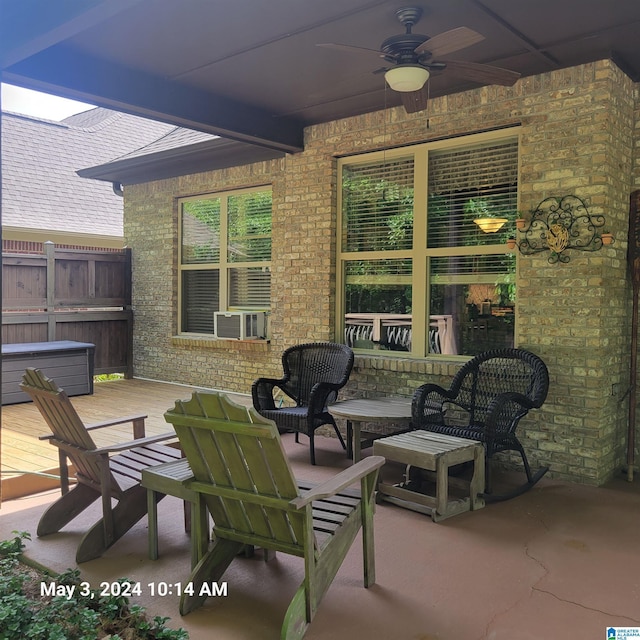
[0,532,188,640]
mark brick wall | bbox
[124,59,636,485]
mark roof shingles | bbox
[1,108,174,238]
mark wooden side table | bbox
[328,396,412,462]
[373,431,485,522]
[141,458,208,568]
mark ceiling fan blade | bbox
[416,27,484,58]
[438,59,521,86]
[317,42,386,59]
[400,86,429,114]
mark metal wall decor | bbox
[515,195,608,264]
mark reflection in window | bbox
[427,140,517,355]
[178,188,271,335]
[338,132,518,357]
[430,255,515,356]
[344,259,412,351]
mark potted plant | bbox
[601,230,614,245]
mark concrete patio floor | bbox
[2,431,640,640]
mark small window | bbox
[178,187,272,334]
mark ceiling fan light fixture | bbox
[385,65,430,92]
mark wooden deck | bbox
[1,378,252,499]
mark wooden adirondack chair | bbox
[164,391,385,639]
[20,367,182,563]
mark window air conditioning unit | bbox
[213,311,266,340]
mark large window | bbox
[338,130,518,357]
[179,187,272,334]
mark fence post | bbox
[124,247,134,379]
[45,241,56,341]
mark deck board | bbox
[1,378,252,496]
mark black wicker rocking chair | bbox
[252,342,354,465]
[411,348,549,501]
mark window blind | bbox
[181,270,220,333]
[430,254,516,283]
[181,198,221,264]
[342,157,414,252]
[228,192,272,262]
[427,139,518,249]
[229,267,271,307]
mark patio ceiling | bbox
[3,0,640,155]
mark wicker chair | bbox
[252,342,354,465]
[411,348,549,501]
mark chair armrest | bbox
[88,431,178,455]
[411,383,456,425]
[85,414,148,431]
[290,456,385,509]
[485,391,535,436]
[252,377,288,411]
[38,413,148,440]
[38,413,149,441]
[308,381,343,415]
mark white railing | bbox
[344,313,456,354]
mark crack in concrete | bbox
[530,583,640,624]
[525,542,640,625]
[479,516,640,639]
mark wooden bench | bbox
[373,431,485,522]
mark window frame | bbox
[177,184,272,336]
[336,128,520,357]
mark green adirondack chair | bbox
[164,391,385,640]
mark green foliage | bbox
[182,190,273,265]
[181,197,222,264]
[342,161,414,316]
[0,530,30,556]
[94,373,124,383]
[342,161,415,253]
[463,197,491,217]
[0,534,189,640]
[495,272,516,306]
[227,191,272,262]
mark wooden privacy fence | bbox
[2,242,133,377]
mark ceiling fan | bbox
[319,6,520,113]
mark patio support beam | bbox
[3,44,305,153]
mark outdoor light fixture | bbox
[385,65,430,92]
[474,217,508,233]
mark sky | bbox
[1,83,95,120]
